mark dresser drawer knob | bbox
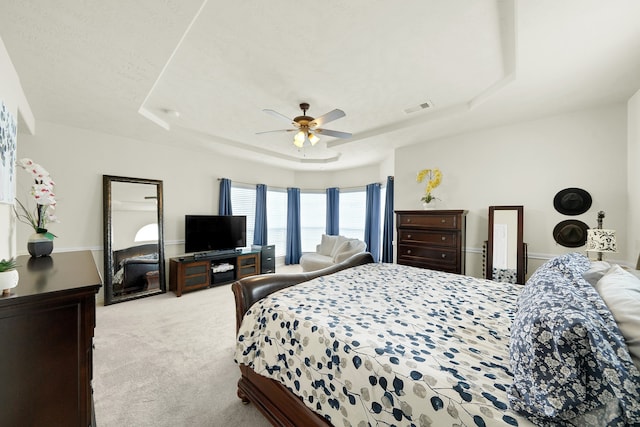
[407,234,412,239]
[441,219,446,223]
[441,253,447,258]
[407,249,412,254]
[406,218,411,223]
[441,236,446,241]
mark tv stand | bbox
[169,250,261,297]
[193,249,238,260]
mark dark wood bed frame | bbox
[232,252,375,426]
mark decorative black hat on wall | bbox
[553,188,592,215]
[553,219,590,247]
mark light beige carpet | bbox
[93,282,274,427]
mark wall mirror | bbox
[103,175,165,305]
[486,205,526,284]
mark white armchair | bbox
[299,234,367,272]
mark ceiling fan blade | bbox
[314,128,352,139]
[309,109,345,128]
[256,129,297,135]
[263,109,295,125]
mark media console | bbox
[169,249,260,297]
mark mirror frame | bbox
[486,205,525,284]
[103,175,165,305]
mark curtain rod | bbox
[218,178,383,191]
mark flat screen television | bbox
[184,215,246,253]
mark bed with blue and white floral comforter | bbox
[235,263,535,427]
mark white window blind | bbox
[267,188,287,257]
[300,191,326,252]
[339,189,366,240]
[230,183,256,248]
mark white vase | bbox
[0,270,19,296]
[422,201,437,210]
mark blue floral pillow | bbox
[509,253,640,426]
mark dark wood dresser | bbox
[0,251,101,427]
[396,210,468,274]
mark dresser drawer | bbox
[397,244,458,267]
[397,213,460,229]
[397,229,457,248]
[398,258,459,274]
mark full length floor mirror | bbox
[486,205,526,284]
[103,175,165,305]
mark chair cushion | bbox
[299,253,334,272]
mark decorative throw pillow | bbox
[318,234,338,256]
[582,260,612,286]
[330,235,348,258]
[509,254,640,425]
[332,240,353,263]
[595,264,640,372]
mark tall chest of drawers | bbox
[395,210,468,274]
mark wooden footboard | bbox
[231,252,374,426]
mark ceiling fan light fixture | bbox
[260,102,350,148]
[308,132,320,145]
[293,130,306,147]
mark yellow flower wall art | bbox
[416,168,442,204]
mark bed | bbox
[112,243,159,296]
[233,252,640,426]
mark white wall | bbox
[628,89,640,265]
[293,164,382,190]
[395,104,629,278]
[0,38,33,260]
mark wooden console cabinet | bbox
[170,250,260,297]
[396,210,468,274]
[0,251,101,427]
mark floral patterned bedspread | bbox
[235,263,535,427]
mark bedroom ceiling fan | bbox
[257,103,352,148]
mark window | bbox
[267,188,287,257]
[339,189,366,240]
[231,183,384,259]
[134,223,158,243]
[230,184,256,248]
[300,191,326,252]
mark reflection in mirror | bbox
[103,175,165,305]
[486,206,526,284]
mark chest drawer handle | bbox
[407,234,412,239]
[407,249,412,254]
[441,219,446,223]
[406,218,411,223]
[441,253,447,258]
[441,236,446,241]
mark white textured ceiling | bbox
[1,1,640,171]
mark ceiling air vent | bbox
[404,100,433,114]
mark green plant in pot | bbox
[14,158,58,257]
[0,258,19,296]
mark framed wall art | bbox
[0,99,18,204]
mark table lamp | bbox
[586,228,617,261]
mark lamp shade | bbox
[585,228,617,253]
[293,130,306,147]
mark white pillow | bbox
[318,234,338,256]
[582,261,612,286]
[330,236,348,257]
[332,240,353,263]
[595,264,640,371]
